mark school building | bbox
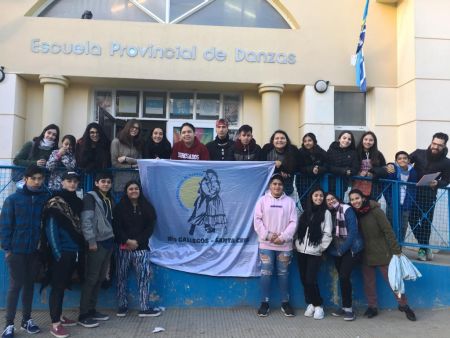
[1,0,449,163]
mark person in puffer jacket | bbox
[253,174,297,318]
[295,187,332,320]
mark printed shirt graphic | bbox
[138,159,275,277]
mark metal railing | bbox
[1,165,449,251]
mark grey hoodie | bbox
[81,191,114,245]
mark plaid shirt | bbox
[0,185,50,254]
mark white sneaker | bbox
[314,306,325,320]
[304,304,315,317]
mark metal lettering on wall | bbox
[30,39,296,65]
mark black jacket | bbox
[297,145,328,177]
[143,138,172,159]
[356,150,388,178]
[206,135,235,161]
[326,141,359,176]
[232,139,262,161]
[260,143,298,174]
[410,147,450,189]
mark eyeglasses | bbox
[90,131,99,134]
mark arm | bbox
[13,142,34,167]
[0,197,14,253]
[46,150,61,170]
[278,200,298,242]
[80,194,97,246]
[320,210,333,252]
[349,151,360,176]
[253,198,269,241]
[374,208,401,255]
[61,152,77,170]
[437,159,450,188]
[110,138,128,168]
[370,153,388,178]
[45,216,62,261]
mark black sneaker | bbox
[138,309,161,317]
[344,310,356,321]
[281,302,295,317]
[399,305,416,321]
[257,302,270,317]
[363,307,378,319]
[116,307,128,317]
[90,311,109,321]
[331,308,345,317]
[2,325,14,338]
[20,318,40,334]
[77,317,99,328]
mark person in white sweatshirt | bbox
[253,173,298,318]
[295,187,332,320]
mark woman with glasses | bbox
[76,122,111,172]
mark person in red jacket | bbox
[171,122,210,160]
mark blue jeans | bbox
[259,249,292,303]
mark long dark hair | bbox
[356,131,383,166]
[120,180,156,221]
[297,187,327,246]
[78,122,110,149]
[118,119,143,149]
[337,130,356,150]
[30,124,60,158]
[61,134,76,152]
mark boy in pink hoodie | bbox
[253,173,298,317]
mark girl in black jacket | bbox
[113,180,161,318]
[143,127,172,159]
[260,130,298,195]
[326,131,359,197]
[75,123,111,172]
[295,133,328,210]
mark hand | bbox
[118,156,127,163]
[269,233,279,243]
[346,169,352,176]
[386,164,395,174]
[5,251,11,259]
[429,180,438,188]
[312,166,319,175]
[273,237,285,245]
[36,159,46,166]
[275,160,282,168]
[359,170,368,177]
[281,171,289,178]
[89,243,98,252]
[58,146,67,156]
[126,239,139,250]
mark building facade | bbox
[0,0,449,163]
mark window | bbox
[37,0,291,29]
[195,93,220,120]
[223,95,240,127]
[116,90,140,117]
[169,93,194,119]
[334,91,366,143]
[143,92,166,118]
[94,91,112,121]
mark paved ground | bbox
[2,306,450,338]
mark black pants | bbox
[408,188,436,246]
[333,251,360,308]
[5,253,39,325]
[297,253,323,306]
[49,252,77,323]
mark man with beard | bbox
[409,132,450,261]
[206,119,235,161]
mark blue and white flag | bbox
[352,0,370,92]
[138,160,275,277]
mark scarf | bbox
[330,202,348,238]
[40,139,55,150]
[353,199,371,219]
[297,203,326,246]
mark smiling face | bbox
[362,134,375,151]
[126,183,140,201]
[181,126,195,146]
[273,132,287,151]
[44,129,58,142]
[396,153,410,169]
[61,138,72,151]
[311,190,324,206]
[269,179,284,197]
[89,128,100,143]
[303,136,314,150]
[325,194,338,209]
[349,192,364,209]
[95,178,112,193]
[152,128,164,144]
[430,137,446,155]
[129,124,140,137]
[338,133,352,149]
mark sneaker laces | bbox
[26,319,36,328]
[2,325,14,335]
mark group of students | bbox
[2,117,449,337]
[0,167,160,338]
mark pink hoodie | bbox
[253,191,298,251]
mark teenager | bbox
[295,133,328,210]
[408,132,450,261]
[111,119,143,192]
[349,189,416,321]
[260,130,297,195]
[143,127,171,159]
[113,180,161,318]
[46,135,77,192]
[354,131,388,199]
[42,171,85,338]
[78,172,115,328]
[326,131,359,197]
[206,119,235,161]
[171,122,210,160]
[295,188,332,320]
[325,192,363,321]
[13,124,60,168]
[253,174,297,317]
[232,124,261,161]
[385,151,418,245]
[75,122,111,172]
[0,165,51,338]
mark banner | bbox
[138,160,275,277]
